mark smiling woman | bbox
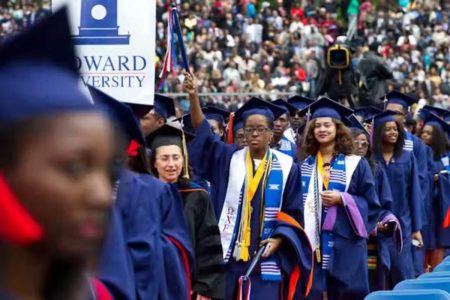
[0,9,115,300]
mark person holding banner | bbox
[300,98,380,300]
[0,9,115,300]
[183,72,313,300]
[420,111,450,270]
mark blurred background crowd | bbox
[2,0,449,112]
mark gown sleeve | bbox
[409,154,423,233]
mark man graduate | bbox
[183,72,313,300]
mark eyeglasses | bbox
[244,126,271,135]
[353,141,369,148]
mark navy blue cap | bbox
[0,8,95,128]
[345,114,368,135]
[88,86,145,146]
[146,124,194,151]
[423,112,450,139]
[419,105,450,120]
[354,106,382,121]
[125,103,153,119]
[154,94,176,120]
[235,97,287,123]
[372,110,400,128]
[300,97,353,121]
[0,8,78,76]
[383,91,418,110]
[203,106,230,124]
[175,114,195,135]
[272,99,297,115]
[287,95,315,110]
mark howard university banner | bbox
[53,0,156,104]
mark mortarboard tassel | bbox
[181,130,190,180]
[0,172,43,245]
[227,112,234,144]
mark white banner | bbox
[52,0,155,105]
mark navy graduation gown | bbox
[188,119,312,300]
[373,150,422,284]
[99,170,193,300]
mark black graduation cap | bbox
[0,7,94,128]
[125,103,154,119]
[300,97,353,121]
[88,86,145,146]
[372,110,400,128]
[354,106,382,121]
[154,94,176,120]
[0,7,78,76]
[175,114,195,135]
[287,95,315,111]
[383,91,418,111]
[203,105,230,124]
[235,97,286,123]
[272,99,298,115]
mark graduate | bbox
[0,9,114,299]
[232,118,247,149]
[271,99,298,160]
[147,124,226,300]
[300,98,380,300]
[89,87,194,300]
[126,94,176,136]
[384,91,430,275]
[420,111,450,270]
[371,110,423,287]
[287,96,315,161]
[203,106,230,141]
[183,72,313,300]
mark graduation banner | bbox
[52,0,156,104]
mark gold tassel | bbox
[181,130,190,180]
[316,247,322,263]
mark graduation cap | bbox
[88,86,145,146]
[0,7,78,76]
[423,112,450,140]
[0,8,94,128]
[146,124,194,179]
[153,94,176,120]
[175,114,195,135]
[419,105,450,120]
[287,95,315,111]
[203,105,230,124]
[345,114,369,135]
[383,91,418,111]
[354,106,382,121]
[125,103,154,119]
[372,110,400,128]
[235,97,287,123]
[300,97,353,121]
[272,99,298,116]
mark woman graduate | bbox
[0,9,115,300]
[88,87,194,300]
[147,124,226,300]
[300,98,380,300]
[183,72,313,300]
[420,111,450,270]
[349,118,401,291]
[371,110,423,286]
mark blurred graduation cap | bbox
[345,114,369,135]
[382,91,418,111]
[125,103,154,119]
[300,97,353,121]
[272,99,298,116]
[0,7,78,76]
[0,7,93,129]
[235,97,287,123]
[88,86,145,146]
[152,94,176,120]
[354,106,382,122]
[203,105,230,124]
[422,112,450,140]
[174,114,195,135]
[287,95,315,111]
[372,110,400,128]
[419,105,450,120]
[146,124,194,179]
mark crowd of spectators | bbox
[1,1,449,111]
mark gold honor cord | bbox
[181,130,190,180]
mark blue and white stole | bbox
[276,136,297,159]
[218,148,293,281]
[301,154,360,269]
[404,131,414,152]
[442,153,450,172]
